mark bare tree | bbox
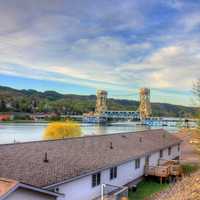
[193,79,200,104]
[193,79,200,128]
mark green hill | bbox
[0,85,198,117]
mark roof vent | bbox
[110,142,113,149]
[139,137,142,143]
[43,152,49,163]
[121,135,127,138]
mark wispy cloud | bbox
[0,0,199,105]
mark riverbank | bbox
[0,120,48,123]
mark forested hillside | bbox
[0,86,198,117]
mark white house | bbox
[0,129,181,200]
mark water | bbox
[0,122,179,144]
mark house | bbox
[0,114,12,121]
[0,178,64,200]
[0,129,181,200]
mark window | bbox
[168,147,171,156]
[92,172,101,187]
[145,155,150,165]
[178,144,180,152]
[110,167,117,180]
[160,150,163,158]
[135,159,140,169]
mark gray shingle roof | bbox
[0,129,181,187]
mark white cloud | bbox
[180,13,200,32]
[119,42,200,90]
[0,0,200,106]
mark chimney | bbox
[43,152,49,163]
[139,137,142,143]
[110,142,113,149]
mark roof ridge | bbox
[0,129,165,146]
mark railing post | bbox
[101,184,105,200]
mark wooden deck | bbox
[145,159,183,183]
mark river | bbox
[0,122,179,144]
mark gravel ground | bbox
[148,171,200,200]
[147,129,200,200]
[176,129,200,164]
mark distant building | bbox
[0,114,12,121]
[31,113,58,121]
[0,129,181,200]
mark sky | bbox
[0,0,200,106]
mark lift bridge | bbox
[82,89,198,127]
[95,89,150,120]
[83,89,151,123]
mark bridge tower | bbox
[139,88,151,120]
[95,90,108,115]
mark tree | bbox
[193,79,200,104]
[193,79,200,129]
[0,99,6,111]
[43,121,81,140]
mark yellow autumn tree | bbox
[43,121,81,140]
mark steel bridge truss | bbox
[103,111,140,119]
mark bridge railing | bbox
[103,111,140,119]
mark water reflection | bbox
[0,122,179,144]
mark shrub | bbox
[43,121,81,140]
[181,163,199,175]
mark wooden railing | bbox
[144,159,183,183]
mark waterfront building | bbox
[0,129,181,200]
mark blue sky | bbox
[0,0,200,106]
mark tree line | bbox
[0,85,198,117]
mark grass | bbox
[128,180,169,200]
[181,163,199,175]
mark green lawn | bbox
[181,163,199,175]
[128,180,169,200]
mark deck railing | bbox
[100,184,128,200]
[144,159,183,183]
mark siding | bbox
[56,144,180,200]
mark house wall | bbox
[4,188,57,200]
[161,145,180,160]
[55,144,180,200]
[57,158,145,200]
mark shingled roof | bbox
[0,177,63,199]
[0,129,181,188]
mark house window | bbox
[92,172,101,187]
[110,167,117,180]
[135,159,140,169]
[178,144,180,152]
[145,155,150,165]
[168,147,171,156]
[160,150,163,158]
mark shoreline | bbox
[0,120,50,124]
